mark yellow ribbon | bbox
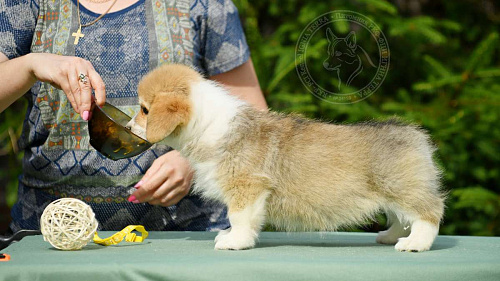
[93,225,149,246]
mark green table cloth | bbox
[1,232,499,281]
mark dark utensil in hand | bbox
[89,102,152,161]
[0,230,41,250]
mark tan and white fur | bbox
[127,64,445,252]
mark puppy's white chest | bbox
[192,160,225,202]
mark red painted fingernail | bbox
[82,110,89,121]
[128,195,136,202]
[134,180,143,189]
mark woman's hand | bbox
[128,150,194,207]
[28,53,106,119]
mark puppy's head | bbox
[128,64,201,143]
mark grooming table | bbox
[1,232,499,281]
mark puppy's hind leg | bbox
[215,189,270,251]
[395,219,439,252]
[376,212,411,245]
[391,196,444,252]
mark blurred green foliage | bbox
[1,99,26,208]
[1,0,498,236]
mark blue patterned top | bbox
[0,0,250,231]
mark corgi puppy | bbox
[127,64,445,252]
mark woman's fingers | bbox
[161,192,187,207]
[30,54,106,118]
[67,70,81,113]
[77,76,92,120]
[160,177,191,206]
[148,179,178,205]
[69,59,106,118]
[128,151,193,206]
[75,60,93,120]
[131,164,174,203]
[88,70,106,108]
[128,159,163,202]
[147,175,190,207]
[150,171,186,203]
[139,158,164,188]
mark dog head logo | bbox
[296,11,390,104]
[323,28,376,91]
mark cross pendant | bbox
[72,26,84,45]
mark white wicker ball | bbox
[40,198,98,250]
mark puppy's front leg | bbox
[215,177,270,250]
[215,194,269,250]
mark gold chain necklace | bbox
[71,0,119,45]
[86,0,114,3]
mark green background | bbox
[1,0,499,236]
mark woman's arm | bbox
[209,58,268,110]
[0,53,37,112]
[0,53,106,117]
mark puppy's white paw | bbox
[395,237,432,252]
[214,228,231,244]
[214,230,256,250]
[394,220,438,252]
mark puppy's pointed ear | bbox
[146,93,191,143]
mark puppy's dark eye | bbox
[141,106,149,115]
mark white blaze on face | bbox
[126,116,147,140]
